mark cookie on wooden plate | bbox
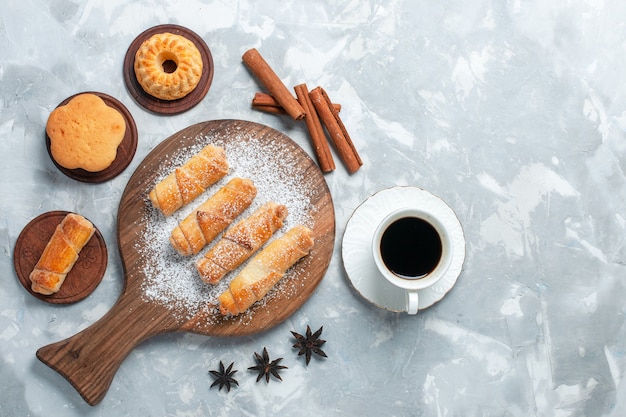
[46,93,126,172]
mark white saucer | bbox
[341,186,466,313]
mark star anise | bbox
[209,361,239,392]
[248,347,288,383]
[291,325,327,365]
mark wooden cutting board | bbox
[36,120,335,405]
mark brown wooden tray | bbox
[45,92,138,183]
[14,211,108,304]
[36,120,335,405]
[123,24,214,114]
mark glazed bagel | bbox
[134,32,203,100]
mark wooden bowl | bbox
[14,211,108,304]
[45,91,138,183]
[123,24,214,115]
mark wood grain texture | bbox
[36,120,335,405]
[45,92,138,183]
[14,211,108,304]
[123,24,214,115]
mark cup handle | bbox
[406,290,419,314]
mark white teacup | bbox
[372,207,453,314]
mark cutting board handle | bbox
[36,291,179,406]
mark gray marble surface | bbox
[2,0,626,415]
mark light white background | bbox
[2,0,626,416]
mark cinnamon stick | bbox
[251,92,287,114]
[309,87,362,173]
[294,84,335,173]
[252,104,287,115]
[253,92,341,113]
[242,49,305,120]
[252,92,283,109]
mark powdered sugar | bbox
[136,125,317,319]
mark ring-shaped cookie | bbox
[134,32,203,101]
[123,24,214,114]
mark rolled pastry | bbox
[149,144,229,216]
[29,213,95,295]
[196,202,288,284]
[218,224,314,316]
[170,177,257,256]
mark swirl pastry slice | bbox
[170,177,256,256]
[218,225,314,316]
[196,202,288,284]
[29,213,95,295]
[149,144,228,216]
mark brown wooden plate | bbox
[45,91,138,183]
[36,120,335,405]
[123,24,214,114]
[14,211,108,304]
